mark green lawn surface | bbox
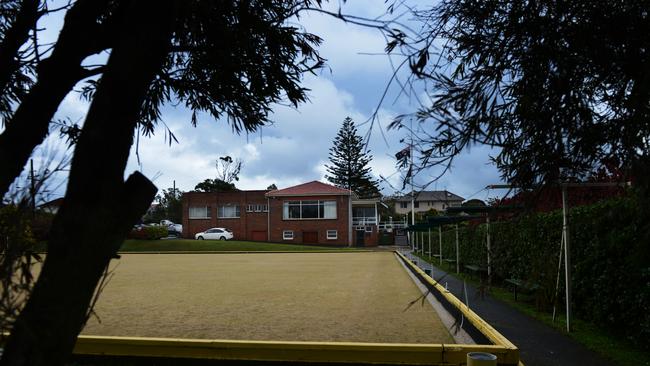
[413,253,650,366]
[119,239,358,252]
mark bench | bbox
[464,264,487,280]
[504,278,540,301]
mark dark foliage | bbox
[194,178,237,193]
[389,0,650,190]
[325,117,380,198]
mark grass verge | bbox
[119,239,358,252]
[412,252,649,366]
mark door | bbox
[206,228,222,240]
[251,231,267,241]
[303,231,318,244]
[356,229,365,247]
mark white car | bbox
[195,228,233,241]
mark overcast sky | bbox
[11,0,506,203]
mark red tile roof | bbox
[265,181,352,197]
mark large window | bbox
[399,202,408,208]
[283,200,336,220]
[218,205,240,218]
[189,206,211,219]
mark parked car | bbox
[195,228,233,241]
[160,220,183,237]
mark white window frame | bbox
[326,230,337,240]
[218,204,240,218]
[246,204,254,212]
[189,206,210,219]
[282,200,337,220]
[283,230,294,240]
[365,226,373,233]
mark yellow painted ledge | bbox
[74,335,520,365]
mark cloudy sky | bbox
[14,1,506,203]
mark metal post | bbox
[421,231,424,255]
[455,224,460,274]
[414,230,417,251]
[562,184,572,332]
[428,227,432,260]
[486,215,491,288]
[438,225,443,265]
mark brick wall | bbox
[181,191,379,246]
[267,195,350,246]
[182,191,268,240]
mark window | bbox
[283,230,294,240]
[365,226,373,233]
[414,201,419,208]
[399,202,407,208]
[189,206,210,219]
[282,200,336,220]
[247,204,268,213]
[326,230,337,240]
[218,205,240,218]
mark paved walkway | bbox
[397,249,612,366]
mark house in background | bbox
[182,181,380,246]
[394,190,465,215]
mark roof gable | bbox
[266,181,351,197]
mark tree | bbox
[144,188,182,223]
[0,1,324,365]
[325,117,380,198]
[267,183,278,190]
[384,1,650,193]
[194,178,237,193]
[216,156,241,184]
[193,155,242,192]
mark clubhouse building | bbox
[181,181,380,247]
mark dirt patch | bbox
[82,252,454,344]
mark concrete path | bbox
[398,249,613,366]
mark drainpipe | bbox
[267,196,271,242]
[348,193,353,247]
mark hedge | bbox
[128,225,168,240]
[435,194,649,347]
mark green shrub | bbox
[437,194,649,348]
[128,225,168,240]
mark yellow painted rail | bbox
[394,251,519,350]
[73,335,520,365]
